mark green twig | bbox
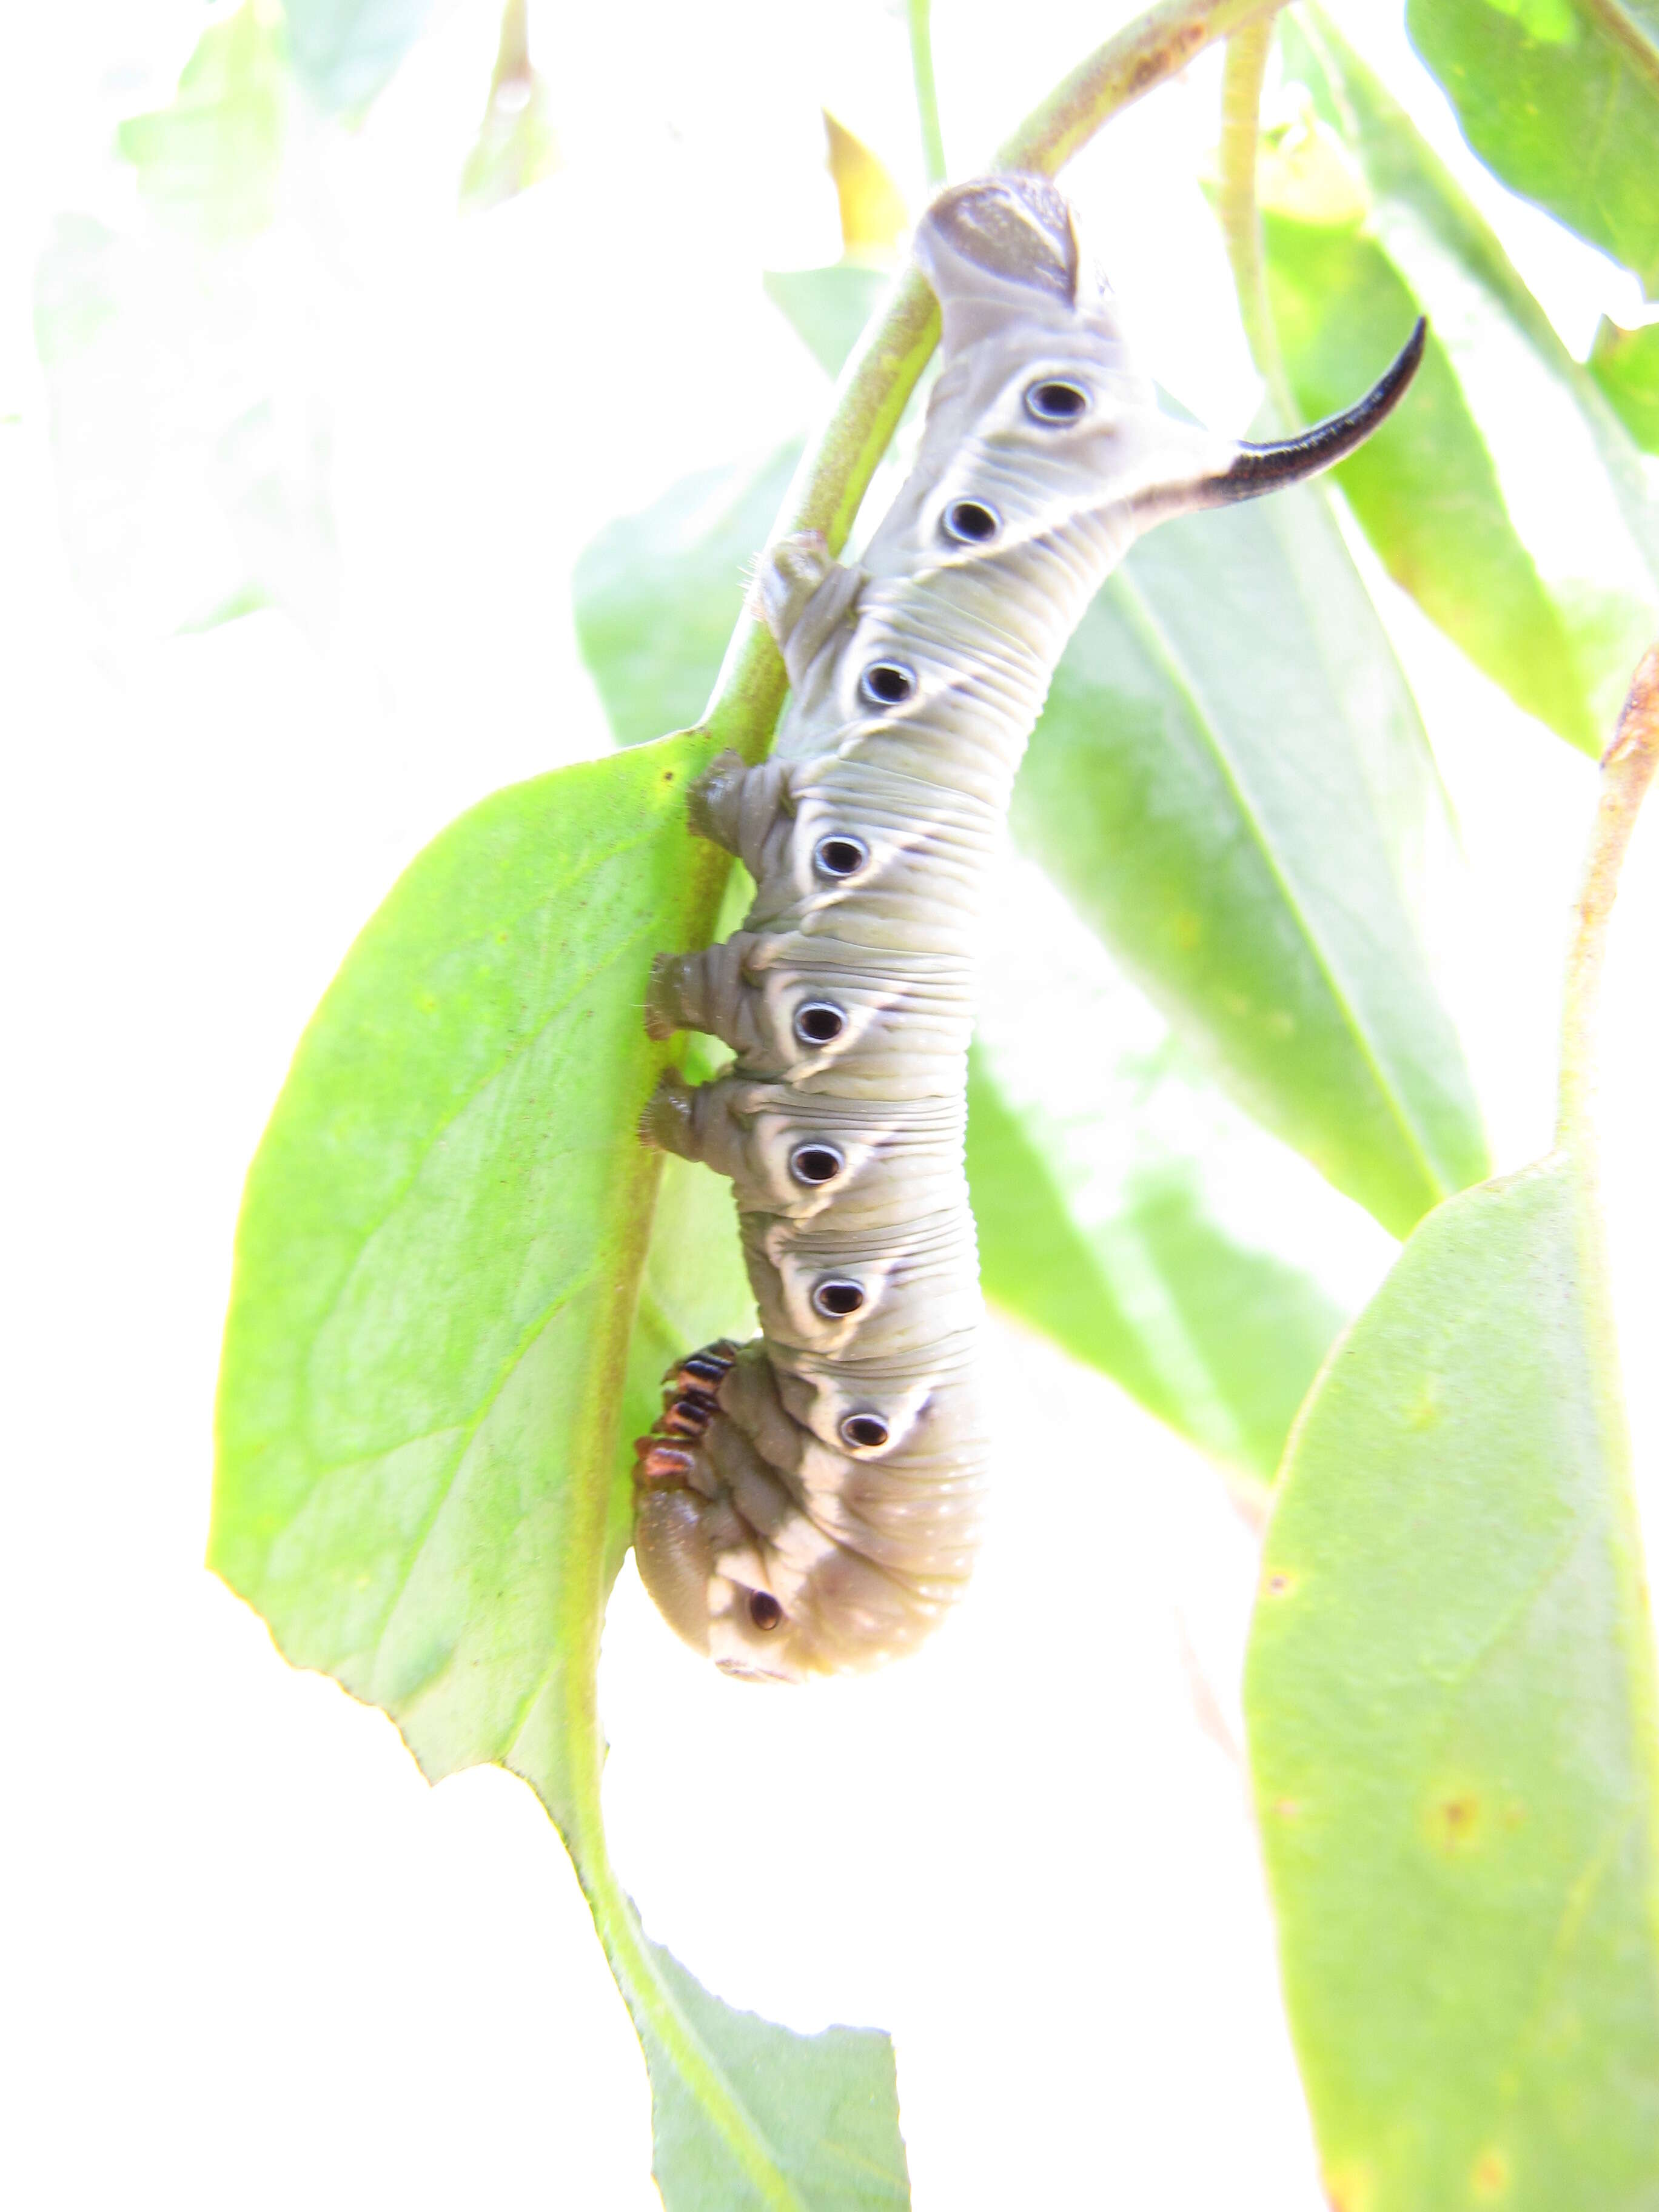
[907,0,948,186]
[1558,646,1659,1151]
[702,0,1280,768]
[1215,9,1298,427]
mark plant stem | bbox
[1558,646,1659,1150]
[1215,8,1298,427]
[702,0,1282,767]
[907,0,948,186]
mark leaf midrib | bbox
[1109,560,1444,1216]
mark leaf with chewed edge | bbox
[1246,654,1659,2211]
[212,737,910,2209]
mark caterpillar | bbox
[634,172,1423,1683]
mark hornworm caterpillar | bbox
[634,173,1423,1683]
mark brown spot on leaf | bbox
[1404,1378,1441,1430]
[1430,1791,1483,1851]
[1471,2145,1510,2199]
[1321,2162,1373,2212]
[1262,1566,1297,1600]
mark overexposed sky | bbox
[4,4,1658,2207]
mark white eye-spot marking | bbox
[813,833,868,879]
[859,660,916,708]
[1025,377,1089,423]
[793,1000,845,1046]
[840,1411,890,1450]
[942,498,999,545]
[813,1279,865,1319]
[789,1141,844,1187]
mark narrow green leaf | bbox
[116,4,287,247]
[969,1053,1342,1489]
[1406,0,1659,300]
[574,443,802,749]
[1245,664,1659,2210]
[1592,315,1659,453]
[1259,153,1599,748]
[280,0,438,115]
[763,267,890,381]
[969,860,1384,1483]
[459,0,559,215]
[1288,9,1659,743]
[1017,490,1489,1238]
[212,737,908,2207]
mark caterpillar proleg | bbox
[634,173,1424,1683]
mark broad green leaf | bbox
[763,266,890,381]
[116,4,287,246]
[1247,1156,1659,2208]
[1406,0,1659,300]
[280,0,437,115]
[822,112,908,262]
[1017,489,1489,1238]
[1245,677,1659,2210]
[212,737,909,2207]
[1592,317,1659,454]
[1287,10,1659,743]
[1258,129,1598,748]
[574,443,802,748]
[460,0,559,215]
[971,859,1384,1483]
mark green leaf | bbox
[574,443,802,748]
[968,1054,1342,1489]
[1592,316,1659,453]
[1406,0,1659,300]
[1259,174,1599,748]
[1246,1155,1659,2208]
[643,1938,908,2211]
[968,860,1382,1485]
[1016,489,1490,1238]
[763,266,890,380]
[212,737,909,2207]
[1286,10,1659,745]
[1245,677,1659,2208]
[280,0,437,115]
[460,0,559,214]
[116,4,287,246]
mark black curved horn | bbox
[1198,317,1427,507]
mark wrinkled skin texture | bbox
[635,172,1423,1682]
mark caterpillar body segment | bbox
[634,172,1425,1683]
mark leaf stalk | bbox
[1558,646,1659,1149]
[907,0,948,186]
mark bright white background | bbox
[3,2,1658,2207]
